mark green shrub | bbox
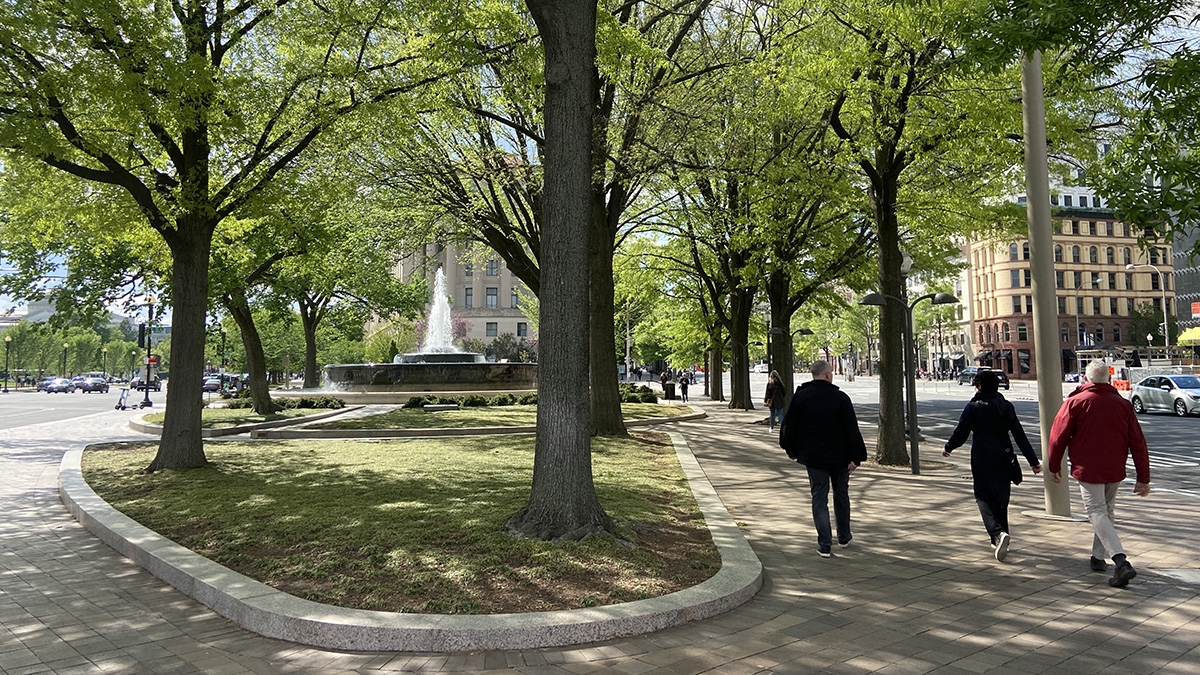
[436,395,464,406]
[461,394,489,407]
[638,391,658,403]
[489,393,517,406]
[403,395,428,409]
[224,398,253,409]
[517,392,538,405]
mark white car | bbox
[753,363,769,373]
[1130,374,1200,417]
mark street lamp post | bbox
[1127,263,1170,352]
[143,296,155,408]
[860,290,959,475]
[102,347,108,379]
[62,342,69,378]
[3,335,10,393]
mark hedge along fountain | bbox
[321,267,538,402]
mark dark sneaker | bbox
[1109,560,1137,588]
[818,549,832,558]
[1090,556,1107,572]
[838,535,853,548]
[994,532,1010,562]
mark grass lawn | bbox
[81,431,719,614]
[141,408,338,429]
[310,402,692,430]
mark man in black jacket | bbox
[779,360,868,557]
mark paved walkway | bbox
[2,400,1199,674]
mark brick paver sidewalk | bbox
[2,400,1198,674]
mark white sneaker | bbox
[994,532,1010,562]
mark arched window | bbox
[1078,323,1086,343]
[985,325,991,342]
[1061,323,1070,342]
[1054,245,1063,262]
[1022,243,1030,260]
[979,326,984,344]
[1072,246,1081,263]
[1106,247,1115,264]
[1123,247,1132,265]
[1009,243,1019,261]
[1089,246,1098,263]
[1017,323,1028,341]
[1095,324,1104,343]
[1003,323,1011,341]
[1113,324,1122,343]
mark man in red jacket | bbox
[1048,360,1151,588]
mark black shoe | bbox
[818,549,832,558]
[838,535,853,548]
[1109,560,1137,588]
[1090,556,1107,572]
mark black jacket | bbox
[944,391,1040,475]
[779,379,867,470]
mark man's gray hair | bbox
[811,360,832,378]
[1085,359,1110,383]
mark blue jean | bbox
[807,466,851,552]
[769,406,784,430]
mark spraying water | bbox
[421,267,458,354]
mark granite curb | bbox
[127,405,364,437]
[56,429,761,652]
[252,409,708,439]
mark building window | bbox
[1093,297,1101,315]
[1009,243,1018,261]
[1089,246,1098,263]
[1106,247,1115,264]
[1056,271,1065,288]
[1151,274,1160,291]
[1150,248,1159,264]
[486,287,498,308]
[1113,324,1121,342]
[1106,222,1114,236]
[464,263,473,276]
[517,322,527,337]
[1012,296,1021,314]
[1058,297,1067,314]
[1123,222,1130,237]
[1061,322,1070,342]
[1123,247,1132,265]
[486,322,497,337]
[1063,195,1073,206]
[1127,298,1135,314]
[1095,324,1104,343]
[1091,274,1100,289]
[1077,297,1085,314]
[1079,323,1087,343]
[1003,323,1011,341]
[1054,245,1063,262]
[1110,298,1118,315]
[1051,194,1059,205]
[1022,243,1030,260]
[1165,274,1171,291]
[1125,273,1134,290]
[1089,221,1097,235]
[464,288,473,308]
[1080,196,1088,207]
[1072,246,1081,263]
[1108,272,1116,289]
[511,288,519,308]
[486,259,499,276]
[1074,271,1082,288]
[979,326,984,344]
[1017,323,1028,341]
[1011,270,1020,288]
[1024,270,1031,287]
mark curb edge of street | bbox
[56,430,762,652]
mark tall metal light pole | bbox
[62,342,68,378]
[1127,263,1170,351]
[102,347,108,379]
[143,296,155,408]
[3,335,11,393]
[860,290,959,475]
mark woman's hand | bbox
[1031,464,1042,475]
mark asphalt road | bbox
[0,386,159,431]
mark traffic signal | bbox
[138,323,146,348]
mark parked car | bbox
[957,366,1009,390]
[36,376,57,391]
[44,377,75,393]
[753,363,769,373]
[1130,374,1200,417]
[132,376,161,392]
[79,377,110,393]
[71,376,86,389]
[202,377,223,392]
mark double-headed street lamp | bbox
[3,335,11,393]
[1127,263,1170,351]
[859,290,959,475]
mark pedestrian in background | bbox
[1048,359,1150,588]
[679,372,690,403]
[779,361,867,558]
[943,369,1041,562]
[764,370,786,432]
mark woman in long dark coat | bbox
[943,369,1042,562]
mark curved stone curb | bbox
[129,406,363,438]
[58,430,760,652]
[253,410,708,439]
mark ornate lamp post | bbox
[3,335,10,393]
[860,290,960,475]
[102,347,108,379]
[61,342,69,378]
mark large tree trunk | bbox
[765,272,795,408]
[146,224,211,472]
[874,173,909,466]
[708,345,725,401]
[727,287,757,410]
[589,226,626,436]
[225,290,274,415]
[508,0,611,540]
[298,295,322,389]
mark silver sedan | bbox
[1131,374,1200,417]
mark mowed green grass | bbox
[310,403,692,430]
[81,432,719,614]
[142,408,338,429]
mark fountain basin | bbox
[323,361,537,393]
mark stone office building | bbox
[968,205,1175,380]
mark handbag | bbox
[1008,448,1022,485]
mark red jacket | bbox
[1048,382,1150,484]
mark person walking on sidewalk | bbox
[942,369,1042,562]
[1048,359,1151,588]
[779,361,867,558]
[764,370,786,432]
[679,372,690,403]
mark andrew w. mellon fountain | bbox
[322,268,537,400]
